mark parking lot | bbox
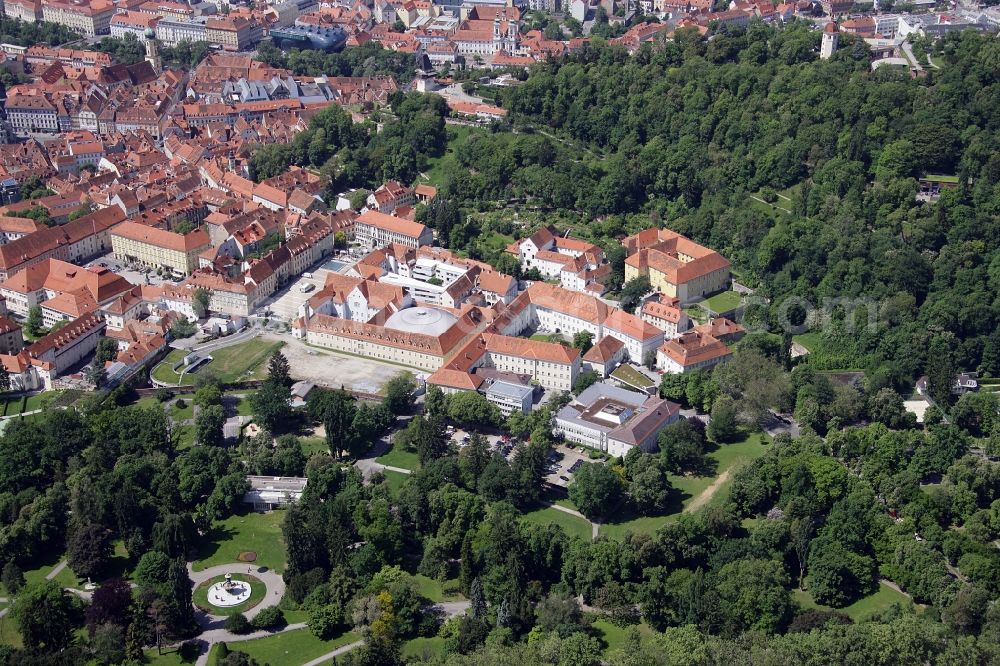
[257,253,359,323]
[84,253,181,288]
[545,444,592,488]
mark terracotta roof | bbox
[356,209,429,239]
[641,297,684,324]
[112,222,210,253]
[0,258,131,303]
[307,310,471,357]
[694,317,744,341]
[582,335,624,363]
[26,311,103,358]
[478,270,514,296]
[659,330,732,368]
[0,316,21,335]
[624,227,730,285]
[484,332,579,364]
[603,308,662,342]
[0,206,124,272]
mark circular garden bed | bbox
[194,574,265,617]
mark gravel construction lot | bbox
[265,333,407,395]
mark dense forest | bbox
[248,92,448,189]
[255,41,417,87]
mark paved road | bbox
[46,559,69,581]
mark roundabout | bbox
[207,574,252,607]
[194,573,266,617]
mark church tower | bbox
[820,22,839,60]
[144,27,163,72]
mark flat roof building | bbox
[243,475,307,511]
[555,382,680,458]
[484,378,534,416]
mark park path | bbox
[188,563,286,623]
[0,558,71,619]
[0,409,42,421]
[46,559,69,581]
[192,622,308,666]
[188,563,290,666]
[300,640,365,666]
[354,437,413,481]
[298,601,470,666]
[684,469,730,514]
[547,503,599,541]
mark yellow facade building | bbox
[111,222,211,276]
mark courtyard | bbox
[256,253,357,324]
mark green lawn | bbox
[590,618,655,655]
[136,395,162,410]
[609,364,655,391]
[22,393,44,412]
[234,394,255,416]
[403,636,446,661]
[194,574,265,616]
[20,548,66,589]
[144,647,197,665]
[477,232,514,254]
[0,614,21,648]
[600,434,770,539]
[522,506,592,541]
[2,393,46,416]
[792,581,913,621]
[174,425,195,450]
[381,469,410,496]
[301,436,330,457]
[208,628,360,665]
[684,307,709,325]
[193,509,287,574]
[422,124,482,187]
[701,291,742,314]
[412,574,464,603]
[530,333,566,344]
[170,395,195,421]
[923,174,959,184]
[153,340,284,385]
[792,332,824,353]
[376,444,421,471]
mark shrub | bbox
[251,606,286,631]
[217,642,230,659]
[179,641,200,660]
[175,398,187,410]
[225,613,252,634]
[156,388,173,402]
